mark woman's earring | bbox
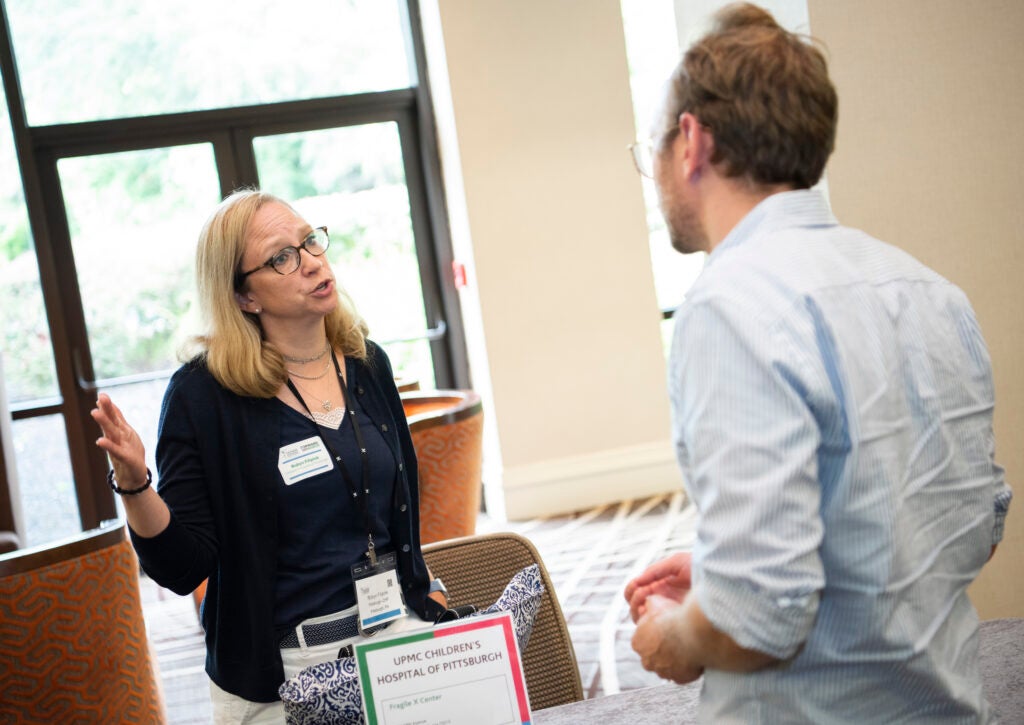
[254,307,262,314]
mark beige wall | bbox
[429,0,682,518]
[809,0,1023,618]
[429,0,1022,615]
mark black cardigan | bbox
[130,341,445,702]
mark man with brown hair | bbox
[624,3,1011,722]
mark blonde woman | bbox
[93,189,447,723]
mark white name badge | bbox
[354,611,531,725]
[278,435,334,485]
[353,554,408,633]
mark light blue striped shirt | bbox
[669,190,1012,723]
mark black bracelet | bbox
[107,468,153,496]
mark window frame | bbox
[0,0,468,539]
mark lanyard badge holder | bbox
[286,350,409,635]
[351,542,408,636]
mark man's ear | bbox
[678,112,713,180]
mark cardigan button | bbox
[400,504,407,512]
[398,463,403,472]
[402,544,410,553]
[381,423,389,432]
[357,386,364,395]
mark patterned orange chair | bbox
[0,523,166,723]
[402,389,484,545]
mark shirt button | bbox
[381,424,389,432]
[402,544,410,553]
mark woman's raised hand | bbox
[91,393,149,491]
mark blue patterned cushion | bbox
[279,565,545,724]
[477,563,544,652]
[279,656,365,725]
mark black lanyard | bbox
[285,350,378,564]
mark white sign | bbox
[354,611,532,725]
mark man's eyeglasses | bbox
[628,138,655,179]
[236,227,330,285]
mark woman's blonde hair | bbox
[189,188,368,398]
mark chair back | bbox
[0,523,166,722]
[403,389,484,544]
[422,531,583,711]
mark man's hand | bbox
[625,552,693,623]
[631,581,783,683]
[631,594,705,684]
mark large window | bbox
[253,123,439,385]
[620,0,706,352]
[7,0,413,126]
[0,0,466,548]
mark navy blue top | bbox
[130,342,445,702]
[273,385,396,626]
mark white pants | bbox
[210,608,432,724]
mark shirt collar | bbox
[706,189,838,265]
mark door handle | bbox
[73,348,176,393]
[381,319,447,345]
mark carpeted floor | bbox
[141,492,697,722]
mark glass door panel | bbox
[58,144,219,379]
[2,67,71,545]
[1,71,58,405]
[254,124,437,387]
[56,144,221,487]
[0,249,56,405]
[11,415,77,547]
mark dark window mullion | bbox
[227,127,259,193]
[0,0,31,531]
[2,3,115,531]
[28,90,418,156]
[395,110,454,389]
[404,0,470,390]
[34,152,117,529]
[209,130,242,200]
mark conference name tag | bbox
[353,553,408,634]
[278,436,334,485]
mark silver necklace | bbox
[282,342,330,364]
[286,357,331,380]
[290,378,335,412]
